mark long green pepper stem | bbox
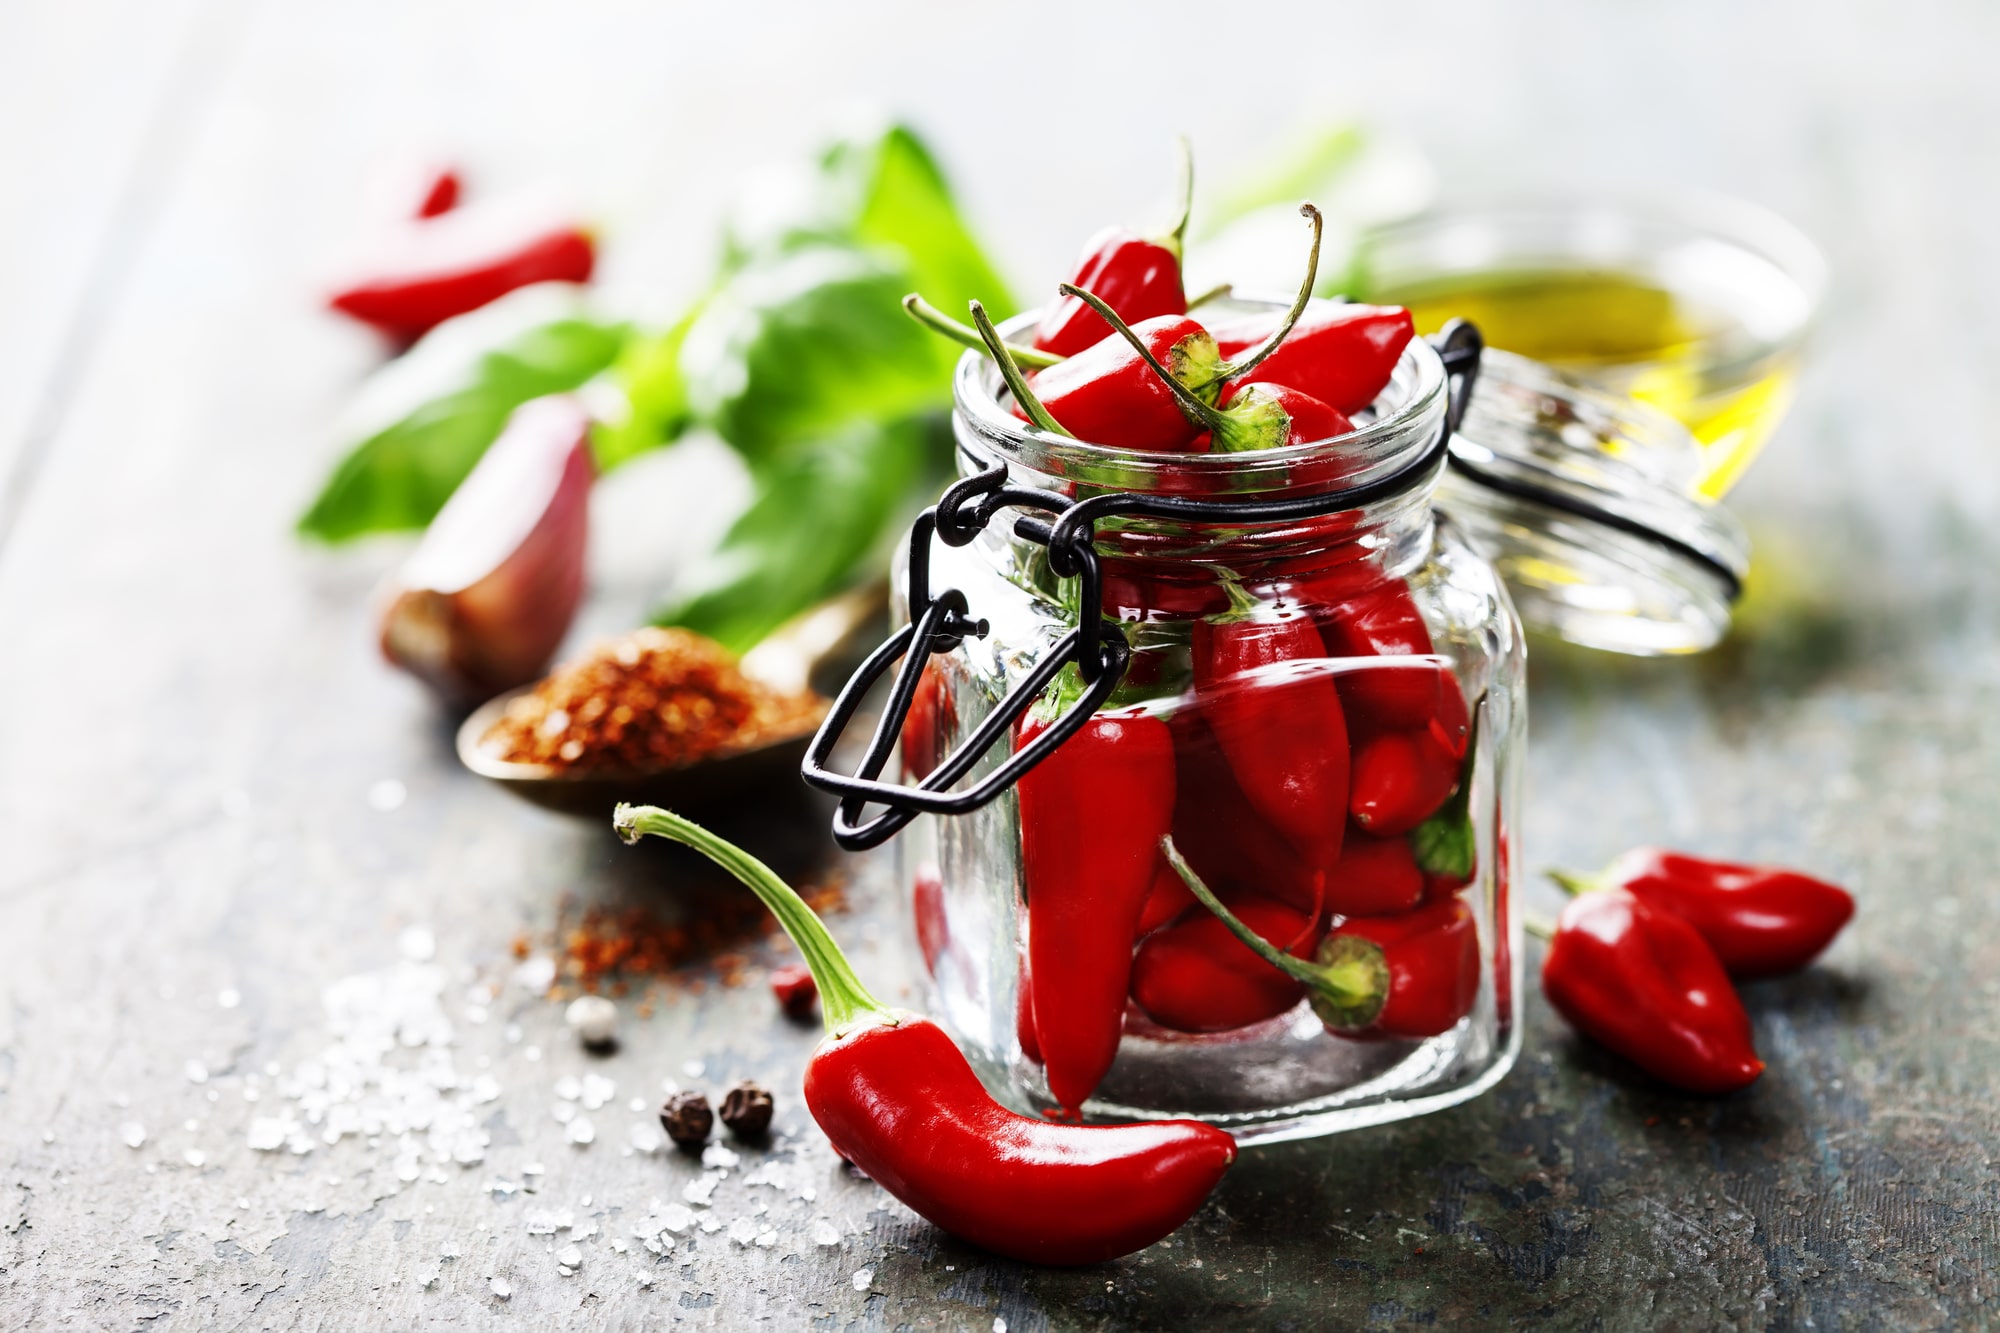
[1160,835,1374,1001]
[614,804,881,1031]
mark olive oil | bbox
[1365,268,1800,497]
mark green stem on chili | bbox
[1160,835,1375,1002]
[903,293,1062,368]
[1205,203,1323,382]
[1185,282,1234,311]
[1164,134,1194,257]
[614,804,879,1031]
[971,299,1074,437]
[1410,707,1482,879]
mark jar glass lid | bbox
[1437,347,1748,655]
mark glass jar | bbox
[889,305,1525,1144]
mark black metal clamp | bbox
[799,322,1486,851]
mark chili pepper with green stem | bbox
[972,302,1212,452]
[1032,139,1194,356]
[1131,894,1319,1033]
[1534,888,1764,1094]
[1165,837,1481,1040]
[1208,302,1415,415]
[1549,848,1853,979]
[1193,583,1350,878]
[1016,703,1178,1115]
[1167,705,1326,915]
[615,806,1234,1265]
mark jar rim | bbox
[951,301,1447,498]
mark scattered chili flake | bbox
[478,627,824,773]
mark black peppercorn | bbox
[719,1080,774,1140]
[659,1090,712,1151]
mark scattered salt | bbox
[566,1116,596,1146]
[681,1059,705,1079]
[119,1123,146,1149]
[683,1172,723,1206]
[554,1075,582,1101]
[218,988,241,1009]
[701,1142,740,1170]
[397,924,436,962]
[512,955,556,994]
[579,1073,616,1110]
[490,1278,511,1300]
[367,778,407,812]
[811,1220,841,1247]
[852,1267,874,1291]
[185,1060,209,1085]
[629,1123,664,1154]
[184,1149,206,1168]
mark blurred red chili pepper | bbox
[1017,706,1177,1114]
[912,863,948,977]
[1101,561,1232,620]
[1131,895,1318,1033]
[329,203,596,342]
[1209,303,1415,414]
[1016,933,1042,1064]
[1193,587,1350,875]
[900,660,952,782]
[1166,707,1325,914]
[1550,849,1854,979]
[414,166,461,219]
[619,806,1235,1266]
[1539,889,1764,1094]
[1324,832,1425,917]
[770,963,818,1020]
[1349,726,1461,837]
[1166,840,1480,1041]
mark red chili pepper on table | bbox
[1131,895,1319,1033]
[1165,839,1481,1041]
[1207,303,1416,415]
[1537,889,1765,1095]
[769,963,818,1021]
[328,202,596,343]
[1550,849,1854,979]
[1016,705,1177,1115]
[615,806,1233,1266]
[1192,582,1350,878]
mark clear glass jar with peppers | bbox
[884,299,1526,1143]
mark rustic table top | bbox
[3,2,1996,1328]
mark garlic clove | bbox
[380,395,593,702]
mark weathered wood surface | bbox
[3,1,1997,1328]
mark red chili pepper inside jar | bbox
[891,300,1525,1141]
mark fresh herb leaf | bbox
[299,285,629,541]
[653,414,942,653]
[589,304,701,474]
[679,246,955,463]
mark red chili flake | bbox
[770,963,818,1020]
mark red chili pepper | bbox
[1348,726,1461,837]
[1017,706,1177,1114]
[1539,889,1764,1094]
[414,166,461,219]
[1016,933,1042,1064]
[1316,581,1465,740]
[1166,840,1480,1040]
[770,963,818,1020]
[1167,707,1325,914]
[1192,383,1354,454]
[1131,895,1318,1033]
[912,862,948,977]
[616,806,1234,1266]
[1209,303,1415,414]
[1550,849,1854,979]
[328,203,596,342]
[1193,586,1350,875]
[1033,144,1193,356]
[1101,561,1233,620]
[900,660,953,782]
[991,307,1214,452]
[1136,857,1199,936]
[1034,228,1188,357]
[1324,832,1425,917]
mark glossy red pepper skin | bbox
[1166,708,1324,914]
[1323,898,1480,1040]
[1349,726,1462,836]
[1210,304,1415,414]
[1017,709,1177,1113]
[1193,603,1350,874]
[328,209,596,342]
[1324,832,1426,917]
[1034,227,1187,357]
[1015,937,1042,1064]
[806,1016,1234,1265]
[1541,890,1764,1095]
[1578,849,1855,979]
[1131,897,1319,1033]
[770,963,818,1020]
[1209,382,1354,451]
[1017,315,1212,452]
[1316,581,1458,737]
[1136,857,1198,936]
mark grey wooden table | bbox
[3,2,1997,1328]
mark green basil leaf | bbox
[299,284,629,541]
[679,246,955,463]
[653,414,942,653]
[589,304,701,474]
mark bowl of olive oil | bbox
[1352,194,1825,497]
